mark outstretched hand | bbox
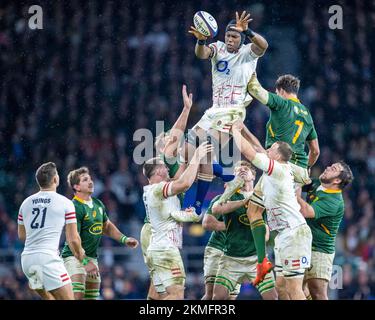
[188,26,208,40]
[125,237,139,249]
[182,84,193,110]
[230,11,253,33]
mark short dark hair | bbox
[337,161,354,190]
[235,160,256,177]
[67,167,90,192]
[35,162,57,188]
[275,74,300,95]
[276,141,293,162]
[143,157,164,179]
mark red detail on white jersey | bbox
[162,182,171,199]
[267,159,275,176]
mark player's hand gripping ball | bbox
[193,11,218,38]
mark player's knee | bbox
[212,286,229,300]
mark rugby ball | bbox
[193,11,218,38]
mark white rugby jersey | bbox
[143,181,183,250]
[208,41,259,110]
[18,191,77,255]
[252,153,306,231]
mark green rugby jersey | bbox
[305,179,345,254]
[61,196,108,259]
[221,192,257,257]
[265,93,317,168]
[206,195,226,251]
[144,153,182,224]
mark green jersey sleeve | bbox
[207,195,221,215]
[266,92,289,111]
[96,199,109,222]
[306,125,318,141]
[311,197,341,219]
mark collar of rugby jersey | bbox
[288,97,301,103]
[317,185,342,194]
[73,195,94,208]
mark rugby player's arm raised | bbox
[168,142,214,196]
[164,85,193,159]
[307,138,320,168]
[202,214,226,231]
[189,26,212,59]
[231,11,268,57]
[231,121,258,161]
[212,198,250,216]
[247,72,270,105]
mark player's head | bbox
[143,157,169,181]
[267,141,293,162]
[225,19,245,53]
[275,74,300,97]
[234,160,256,183]
[319,161,354,190]
[67,167,94,195]
[35,162,59,189]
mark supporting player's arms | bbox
[231,121,257,161]
[247,72,269,105]
[295,188,315,218]
[164,85,193,158]
[307,138,320,168]
[188,26,211,59]
[202,214,226,231]
[249,33,268,57]
[103,220,139,248]
[212,198,249,216]
[65,223,86,261]
[169,142,214,195]
[171,208,201,223]
[241,124,266,153]
[17,225,26,242]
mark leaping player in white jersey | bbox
[142,142,213,300]
[185,11,268,215]
[230,121,313,300]
[17,162,97,300]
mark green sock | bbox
[251,219,266,263]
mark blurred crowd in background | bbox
[0,0,374,299]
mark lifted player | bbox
[186,11,268,215]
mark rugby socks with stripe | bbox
[84,288,100,299]
[72,282,85,294]
[212,162,235,182]
[251,219,267,263]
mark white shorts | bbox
[215,254,275,296]
[147,248,186,291]
[21,252,71,291]
[193,106,246,133]
[274,224,312,278]
[305,251,335,282]
[63,256,101,283]
[203,246,223,281]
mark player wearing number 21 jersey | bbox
[17,162,87,300]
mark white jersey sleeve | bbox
[64,199,77,225]
[18,204,24,225]
[208,42,218,60]
[152,181,174,200]
[252,153,284,179]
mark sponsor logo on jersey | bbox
[89,222,103,235]
[84,213,89,220]
[238,214,250,226]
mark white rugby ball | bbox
[193,11,218,38]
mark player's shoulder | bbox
[92,197,106,208]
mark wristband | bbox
[244,28,256,39]
[197,39,206,45]
[120,235,128,244]
[82,257,89,266]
